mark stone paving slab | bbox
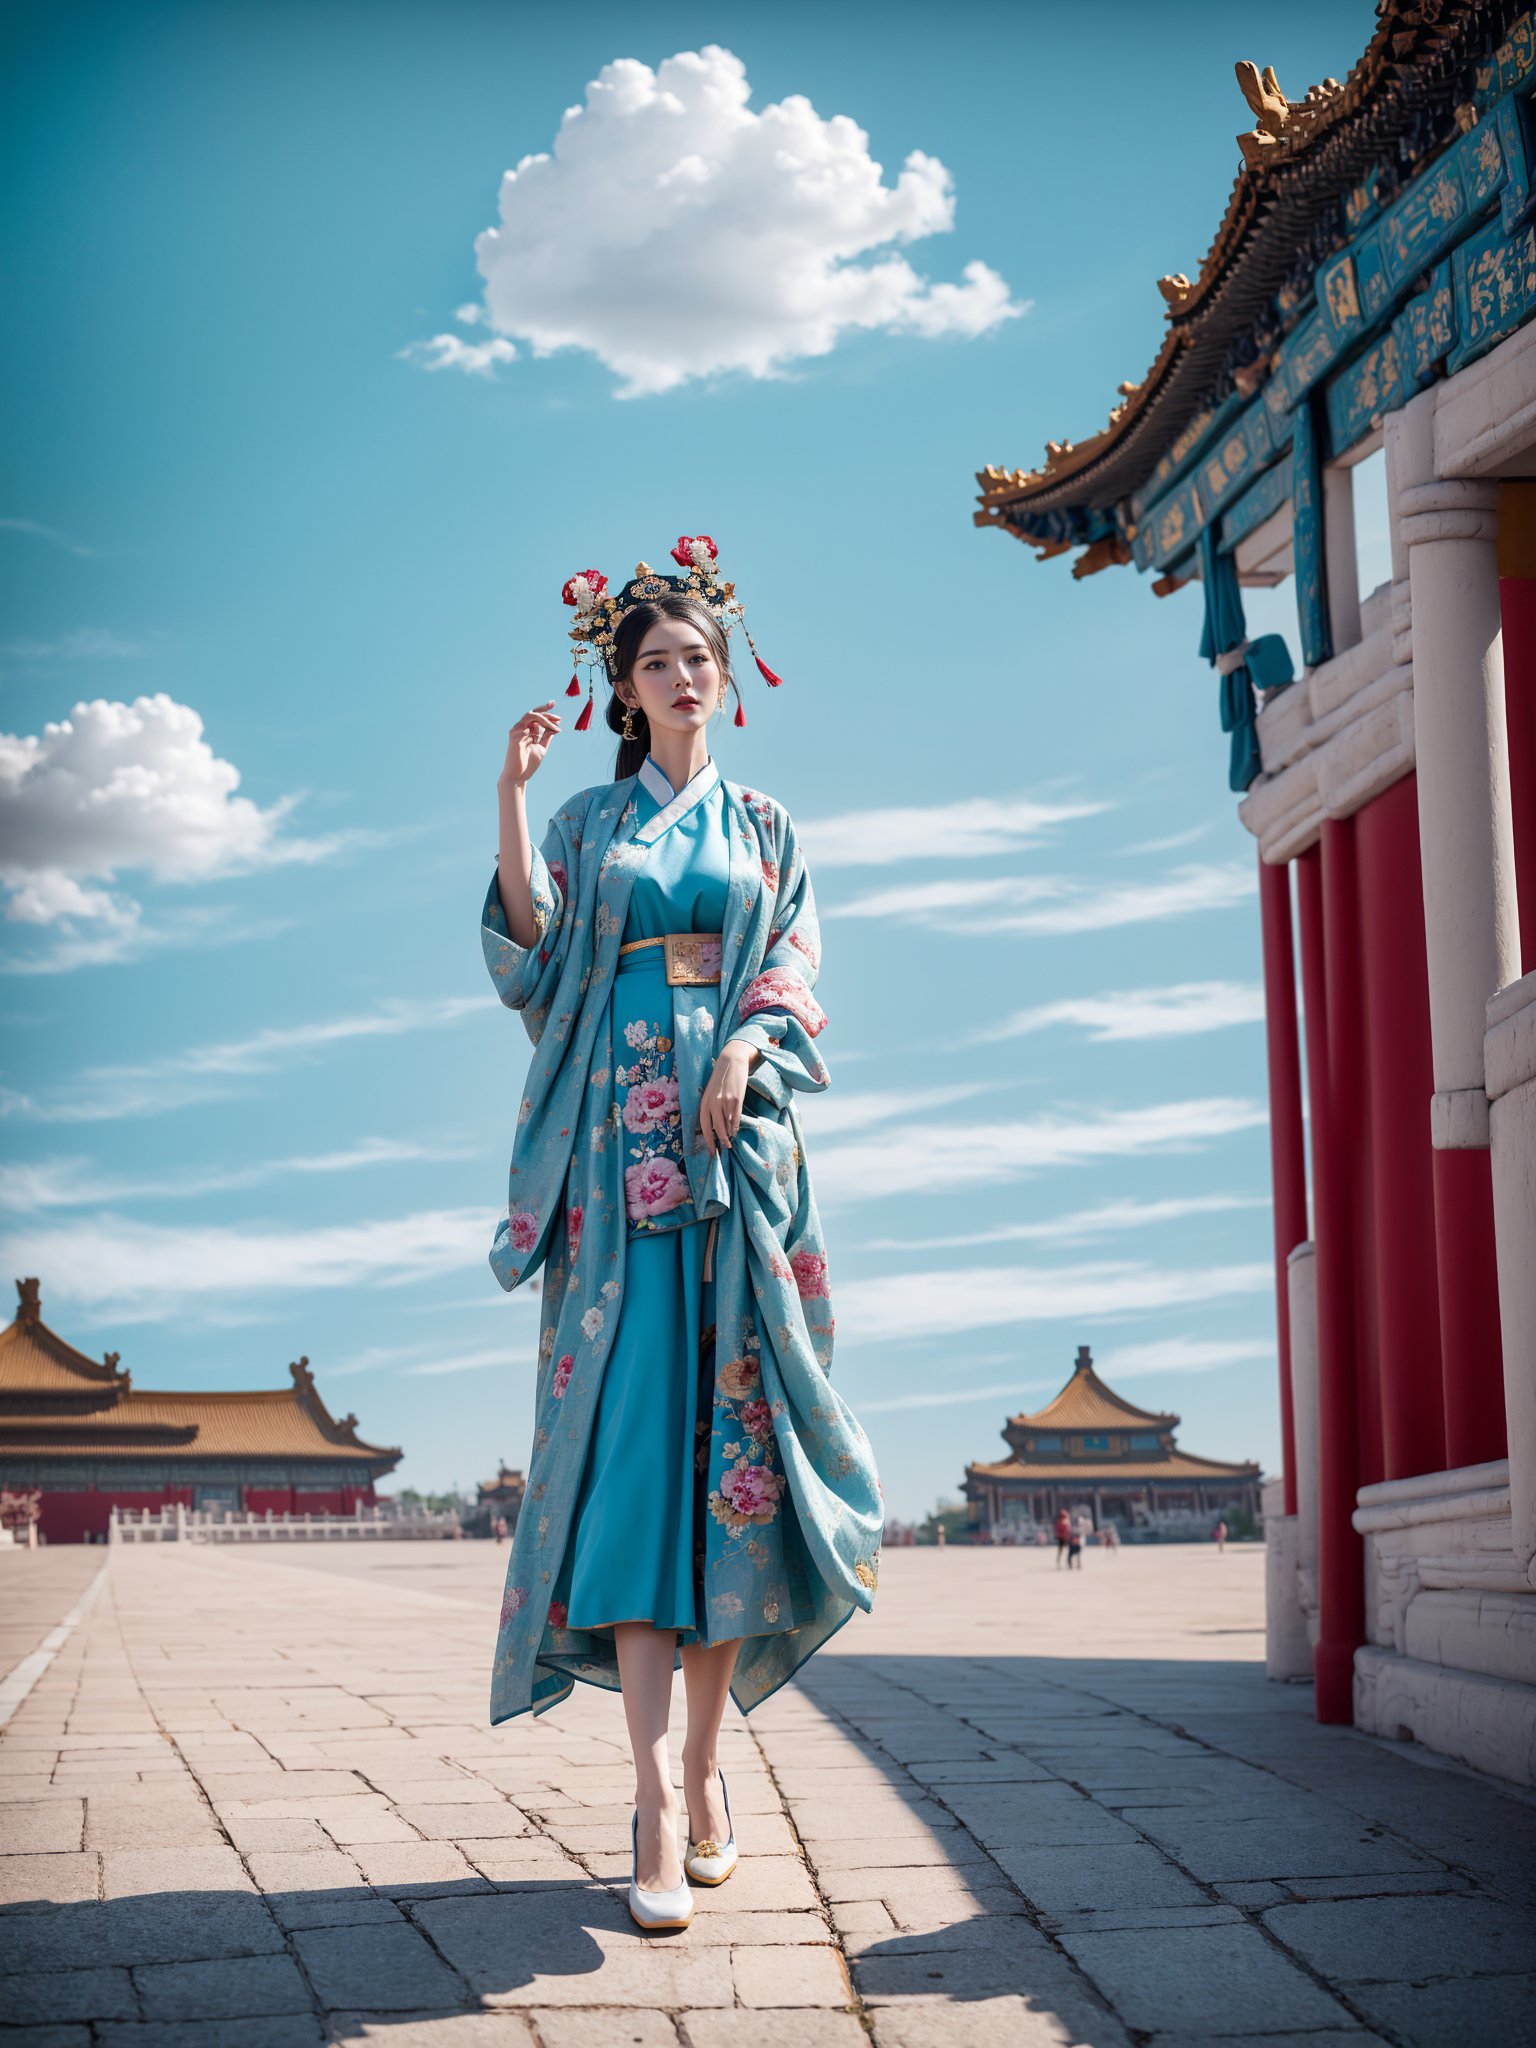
[2,1543,1534,2045]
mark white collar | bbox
[634,754,721,844]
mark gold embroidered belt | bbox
[616,931,723,985]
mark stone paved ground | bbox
[1,1540,1534,2048]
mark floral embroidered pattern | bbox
[500,1584,527,1626]
[566,1205,584,1263]
[740,966,827,1038]
[552,1354,574,1399]
[509,1209,539,1253]
[790,1249,830,1299]
[617,1016,692,1228]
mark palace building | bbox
[963,1346,1262,1537]
[0,1278,402,1543]
[974,3,1536,1783]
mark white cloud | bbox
[1,1206,495,1320]
[8,995,485,1122]
[858,1377,1060,1417]
[1096,1336,1275,1378]
[0,1137,476,1210]
[0,518,94,557]
[1,629,144,661]
[0,692,355,951]
[1123,822,1216,856]
[799,794,1103,869]
[859,1193,1268,1253]
[401,332,518,379]
[799,1081,990,1137]
[828,862,1256,934]
[429,45,1023,398]
[976,981,1266,1044]
[834,1259,1273,1343]
[813,1097,1267,1203]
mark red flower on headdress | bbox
[562,570,608,608]
[670,536,718,570]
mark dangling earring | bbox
[621,703,636,743]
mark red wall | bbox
[36,1479,377,1543]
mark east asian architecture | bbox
[0,1278,402,1543]
[974,3,1536,1784]
[963,1345,1262,1536]
[467,1461,527,1538]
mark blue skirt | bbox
[551,942,718,1638]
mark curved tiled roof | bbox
[975,0,1504,530]
[0,1281,400,1469]
[967,1451,1261,1482]
[0,1285,128,1396]
[1009,1350,1177,1434]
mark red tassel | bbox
[753,653,783,687]
[573,689,594,732]
[734,697,747,727]
[565,672,581,697]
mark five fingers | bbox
[700,1087,743,1155]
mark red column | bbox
[1357,776,1446,1480]
[1499,481,1536,974]
[1302,828,1367,1723]
[1258,854,1307,1514]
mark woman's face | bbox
[618,617,723,738]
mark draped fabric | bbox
[479,769,882,1724]
[1199,525,1264,795]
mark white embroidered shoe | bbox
[627,1810,692,1931]
[684,1767,738,1886]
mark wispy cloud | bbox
[1122,822,1217,856]
[814,1097,1267,1203]
[974,981,1265,1044]
[833,1259,1272,1343]
[0,1206,495,1320]
[827,863,1256,934]
[857,1377,1060,1417]
[0,1137,477,1210]
[402,1347,524,1377]
[326,1334,532,1380]
[0,518,94,557]
[800,1082,991,1138]
[1,629,144,661]
[1096,1336,1275,1378]
[859,1193,1268,1253]
[8,996,484,1122]
[798,794,1105,869]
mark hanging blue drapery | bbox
[1200,526,1258,793]
[1291,395,1332,671]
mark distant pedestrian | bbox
[1069,1508,1091,1569]
[1101,1520,1119,1557]
[1213,1518,1228,1553]
[494,1516,508,1544]
[936,1522,947,1550]
[1054,1508,1072,1568]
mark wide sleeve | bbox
[480,808,572,1037]
[725,807,829,1101]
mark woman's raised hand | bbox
[500,702,561,789]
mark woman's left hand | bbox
[699,1040,757,1155]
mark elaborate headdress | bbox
[561,534,782,731]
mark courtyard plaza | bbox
[0,1538,1533,2047]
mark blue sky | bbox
[1,0,1377,1517]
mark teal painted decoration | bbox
[1219,461,1289,553]
[1451,215,1536,371]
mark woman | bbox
[481,537,881,1933]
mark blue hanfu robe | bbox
[480,755,882,1724]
